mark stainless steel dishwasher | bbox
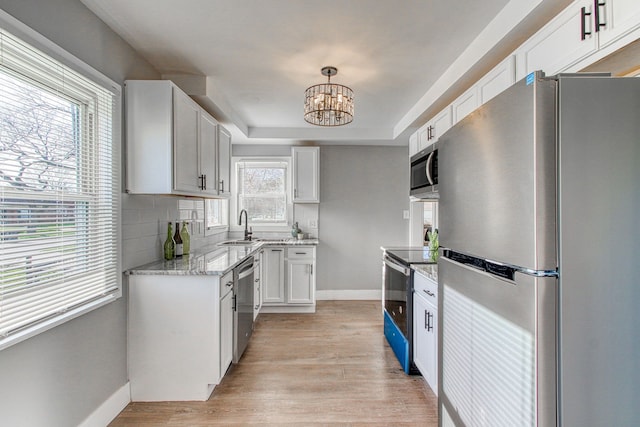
[233,256,256,363]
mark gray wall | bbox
[0,0,160,425]
[318,146,409,292]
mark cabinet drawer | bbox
[286,247,314,259]
[413,271,437,306]
[220,271,233,298]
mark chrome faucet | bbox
[238,209,252,241]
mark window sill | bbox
[0,292,121,352]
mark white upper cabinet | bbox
[515,0,640,79]
[217,125,231,197]
[199,111,218,196]
[452,86,479,124]
[292,146,319,203]
[173,89,201,194]
[408,131,419,157]
[412,106,452,157]
[597,0,640,47]
[516,0,597,79]
[477,56,516,106]
[125,80,229,198]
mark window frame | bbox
[0,11,122,351]
[230,156,292,233]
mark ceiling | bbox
[81,0,568,145]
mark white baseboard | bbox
[316,289,381,300]
[79,382,130,427]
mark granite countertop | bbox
[127,238,318,276]
[411,263,438,282]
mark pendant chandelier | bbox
[304,66,354,126]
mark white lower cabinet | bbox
[261,245,316,312]
[128,272,231,401]
[220,271,234,377]
[262,247,285,303]
[287,259,314,304]
[413,272,438,395]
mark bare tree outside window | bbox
[237,163,287,223]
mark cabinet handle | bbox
[594,0,606,32]
[226,281,233,287]
[580,6,592,40]
[426,310,433,332]
[219,179,224,193]
[202,174,207,190]
[255,304,260,309]
[198,174,204,190]
[255,278,259,283]
[272,249,283,252]
[423,289,435,297]
[295,252,306,255]
[310,264,313,275]
[428,125,434,141]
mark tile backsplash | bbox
[121,194,226,270]
[121,194,319,271]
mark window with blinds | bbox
[235,160,290,226]
[0,26,120,349]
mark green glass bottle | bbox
[163,222,175,260]
[180,222,190,256]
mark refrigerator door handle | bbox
[442,249,558,283]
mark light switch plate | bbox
[308,219,317,228]
[403,210,410,219]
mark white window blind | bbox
[0,26,120,348]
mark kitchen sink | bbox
[218,240,257,246]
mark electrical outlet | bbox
[403,210,410,219]
[308,219,317,228]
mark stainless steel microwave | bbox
[410,145,439,199]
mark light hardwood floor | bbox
[110,300,438,426]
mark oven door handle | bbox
[384,256,410,276]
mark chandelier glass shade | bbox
[304,66,354,126]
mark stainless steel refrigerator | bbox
[437,72,640,426]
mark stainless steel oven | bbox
[383,253,418,374]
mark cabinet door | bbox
[217,126,231,196]
[292,147,319,203]
[598,0,640,47]
[287,259,314,304]
[451,86,479,124]
[262,248,285,303]
[477,56,516,106]
[417,123,431,152]
[431,106,453,142]
[408,131,419,157]
[199,112,218,196]
[413,293,438,395]
[220,289,233,378]
[516,0,597,78]
[173,88,200,193]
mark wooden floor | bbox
[110,300,438,426]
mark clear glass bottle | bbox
[163,222,175,260]
[173,221,183,257]
[181,222,190,255]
